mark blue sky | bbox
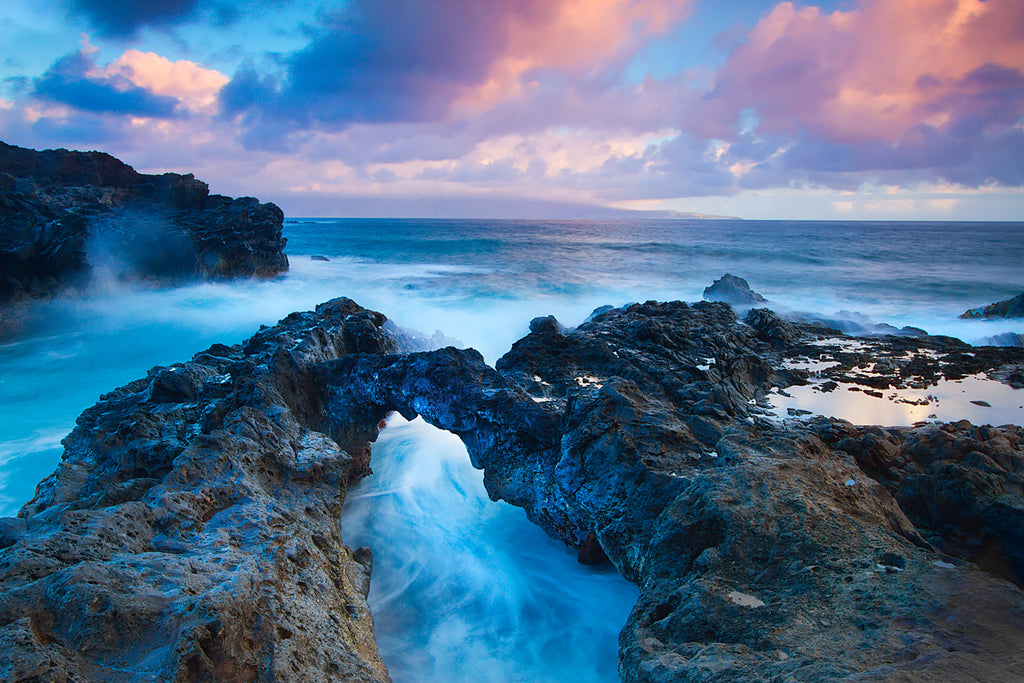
[2,0,1022,219]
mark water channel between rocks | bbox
[340,413,639,683]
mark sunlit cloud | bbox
[102,50,228,113]
[690,0,1024,143]
[2,0,1022,219]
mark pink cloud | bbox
[102,50,228,113]
[221,0,694,141]
[458,0,694,110]
[691,0,1024,143]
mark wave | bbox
[340,415,637,683]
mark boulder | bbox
[702,273,767,306]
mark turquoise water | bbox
[3,218,1023,514]
[343,415,637,682]
[0,217,1022,681]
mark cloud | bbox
[7,0,1023,218]
[32,49,182,118]
[674,0,1024,191]
[102,50,228,113]
[220,0,693,146]
[67,0,199,38]
[690,0,1024,144]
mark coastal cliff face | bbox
[1,297,1022,681]
[0,142,288,306]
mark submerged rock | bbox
[961,291,1024,319]
[702,273,767,305]
[0,142,287,308]
[2,296,1024,682]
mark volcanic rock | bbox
[702,273,767,305]
[0,299,390,681]
[961,292,1024,319]
[0,142,287,307]
[2,297,1024,682]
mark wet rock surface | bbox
[0,142,287,308]
[702,273,767,305]
[961,292,1024,319]
[0,299,392,681]
[2,297,1023,681]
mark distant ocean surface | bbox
[1,218,1022,681]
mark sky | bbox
[1,0,1022,220]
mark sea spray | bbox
[341,414,638,683]
[3,217,1023,514]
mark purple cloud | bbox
[32,50,181,118]
[219,0,692,147]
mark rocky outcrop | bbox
[0,142,287,307]
[702,273,767,305]
[2,297,1023,682]
[961,291,1024,319]
[0,299,392,681]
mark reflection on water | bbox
[341,414,638,683]
[768,375,1024,426]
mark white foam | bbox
[340,415,637,683]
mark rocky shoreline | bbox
[0,142,288,321]
[0,296,1022,681]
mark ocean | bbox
[2,217,1023,680]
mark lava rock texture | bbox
[0,299,392,681]
[702,273,767,306]
[2,297,1023,682]
[0,141,287,307]
[961,292,1024,319]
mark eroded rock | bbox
[2,296,1023,682]
[0,298,389,681]
[961,292,1024,319]
[0,142,287,310]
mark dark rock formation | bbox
[961,292,1024,319]
[981,332,1024,347]
[2,297,1024,682]
[784,308,929,337]
[0,141,287,307]
[702,273,767,305]
[0,299,391,681]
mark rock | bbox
[980,332,1024,347]
[310,254,330,262]
[4,296,1024,682]
[0,142,287,308]
[961,292,1024,319]
[703,273,767,305]
[529,315,566,335]
[745,307,800,346]
[0,298,390,681]
[325,299,1024,681]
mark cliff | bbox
[0,142,288,306]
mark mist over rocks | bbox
[961,292,1024,319]
[0,141,287,308]
[1,296,1023,681]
